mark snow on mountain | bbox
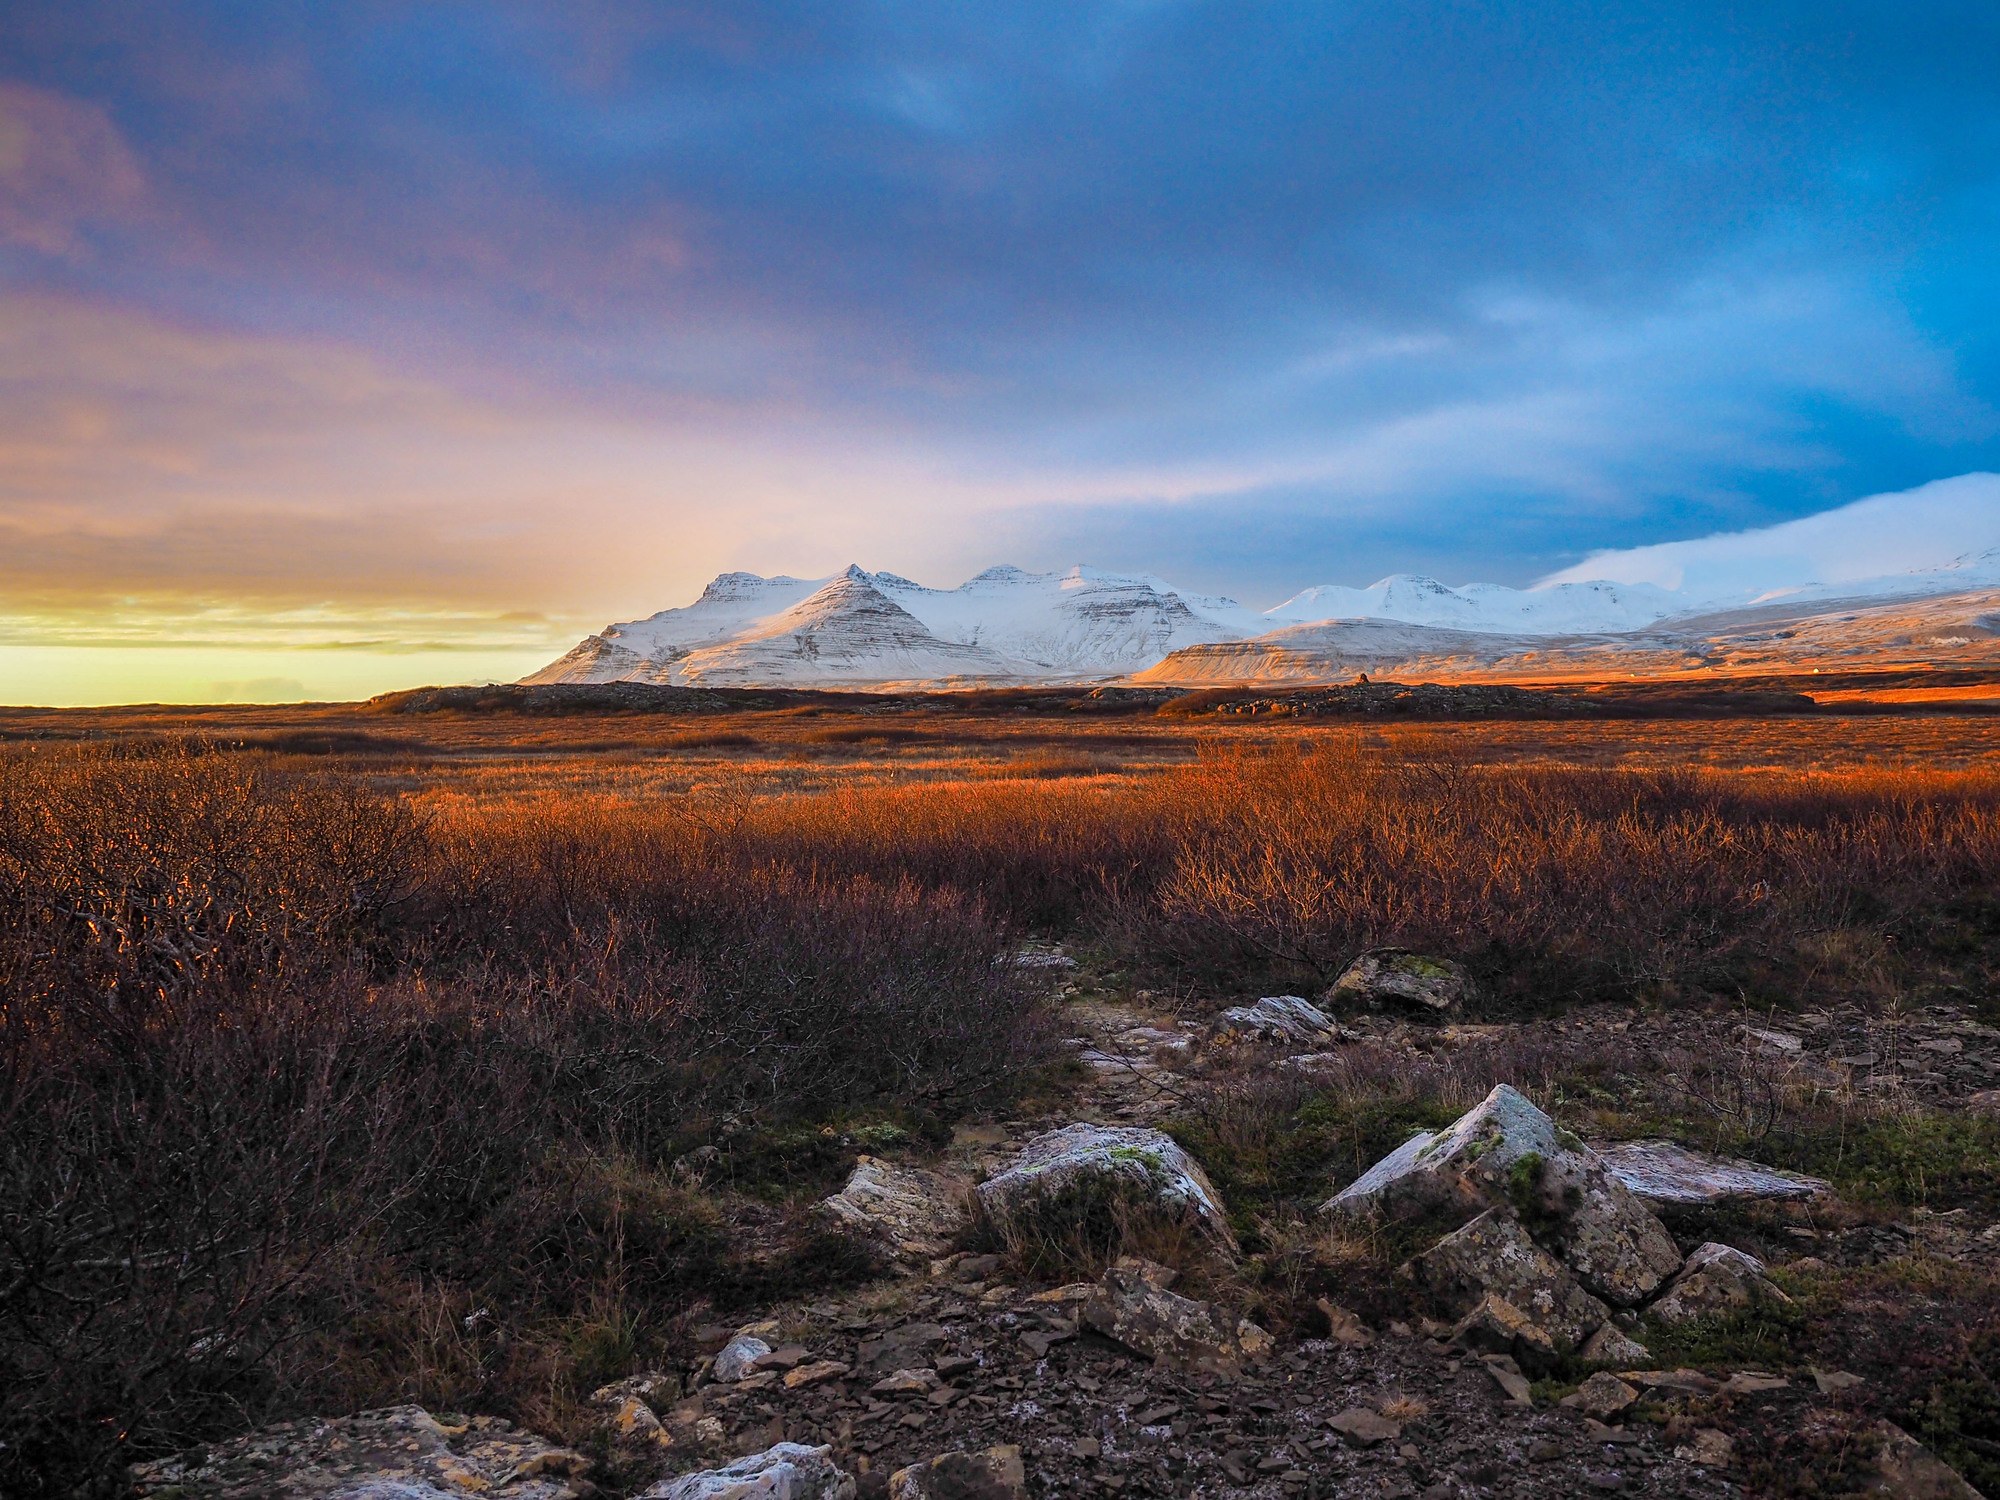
[1264,575,1683,634]
[525,563,1260,687]
[526,474,2000,688]
[1539,472,2000,609]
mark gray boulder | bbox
[1405,1208,1613,1347]
[1327,950,1471,1016]
[642,1442,856,1500]
[1596,1139,1829,1206]
[713,1333,774,1384]
[1080,1263,1272,1373]
[1648,1242,1792,1325]
[820,1157,972,1259]
[1326,1084,1682,1307]
[976,1123,1233,1255]
[1207,995,1344,1048]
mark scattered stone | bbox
[1449,1293,1560,1372]
[1594,1139,1829,1205]
[784,1361,852,1391]
[1739,1026,1804,1054]
[823,1158,973,1259]
[598,1395,674,1451]
[1721,1371,1790,1395]
[1675,1429,1735,1468]
[856,1323,947,1375]
[1813,1367,1866,1395]
[1404,1208,1613,1346]
[1649,1243,1792,1325]
[1327,1408,1403,1447]
[1079,1263,1271,1373]
[1562,1373,1639,1418]
[872,1369,943,1398]
[887,1444,1026,1500]
[1579,1324,1650,1367]
[1480,1354,1535,1406]
[1313,1298,1375,1349]
[714,1333,775,1384]
[129,1407,589,1499]
[1869,1421,1984,1498]
[642,1441,857,1499]
[591,1371,683,1409]
[1619,1369,1718,1394]
[1327,949,1472,1017]
[976,1123,1234,1256]
[1207,995,1345,1048]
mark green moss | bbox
[1640,1298,1808,1371]
[1752,1113,2000,1210]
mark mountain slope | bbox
[527,564,1259,687]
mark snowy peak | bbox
[527,563,1258,688]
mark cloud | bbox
[0,81,145,255]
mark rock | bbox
[1079,1263,1270,1372]
[1648,1242,1792,1325]
[784,1361,851,1391]
[1449,1293,1560,1372]
[1721,1371,1790,1394]
[1327,950,1472,1017]
[1327,1408,1403,1446]
[871,1369,943,1398]
[975,1123,1234,1256]
[1562,1372,1638,1418]
[714,1333,775,1384]
[1813,1367,1866,1395]
[1868,1421,1985,1498]
[600,1396,675,1451]
[1594,1139,1829,1205]
[1675,1429,1735,1468]
[1480,1354,1535,1405]
[856,1322,947,1374]
[130,1406,589,1499]
[1579,1323,1651,1367]
[1207,995,1344,1047]
[592,1371,683,1409]
[1404,1208,1612,1346]
[1327,1085,1682,1307]
[886,1445,1026,1500]
[643,1442,857,1500]
[822,1157,973,1259]
[1314,1298,1375,1349]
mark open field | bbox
[6,681,2000,1497]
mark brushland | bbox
[5,713,2000,1493]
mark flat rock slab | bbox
[1595,1139,1830,1205]
[129,1406,588,1499]
[642,1441,856,1499]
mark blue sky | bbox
[3,2,1999,698]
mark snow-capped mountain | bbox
[525,564,1262,687]
[525,474,2000,688]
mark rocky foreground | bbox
[133,953,1999,1499]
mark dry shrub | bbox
[0,744,1046,1494]
[1134,739,2000,1004]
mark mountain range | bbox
[525,474,2000,688]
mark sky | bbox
[4,2,2000,703]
